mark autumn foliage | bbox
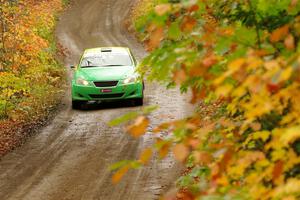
[112,0,300,199]
[0,0,65,120]
[0,0,65,155]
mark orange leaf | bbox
[112,166,129,184]
[181,16,197,32]
[228,58,246,71]
[193,151,212,165]
[219,148,233,172]
[272,160,284,183]
[202,54,218,68]
[188,138,201,149]
[270,25,289,43]
[190,87,207,104]
[250,122,262,131]
[153,122,172,133]
[156,139,171,159]
[291,0,298,6]
[218,27,234,36]
[284,34,295,50]
[139,148,153,165]
[216,175,229,186]
[173,68,187,85]
[147,27,164,51]
[253,49,269,57]
[189,64,205,77]
[173,144,190,162]
[188,5,199,13]
[155,4,171,16]
[160,143,171,159]
[267,82,280,94]
[176,190,195,200]
[127,116,150,138]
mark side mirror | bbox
[70,65,76,69]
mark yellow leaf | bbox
[216,175,229,186]
[264,60,280,70]
[127,116,150,138]
[214,58,245,85]
[271,149,287,162]
[245,172,260,185]
[279,67,293,82]
[253,131,270,142]
[273,179,300,197]
[228,58,246,72]
[215,84,233,97]
[232,86,247,97]
[247,57,263,70]
[139,148,152,165]
[280,126,300,145]
[282,196,296,200]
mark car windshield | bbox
[80,52,132,68]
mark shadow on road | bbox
[77,100,140,111]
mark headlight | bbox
[123,76,137,84]
[76,77,90,86]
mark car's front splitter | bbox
[72,82,143,101]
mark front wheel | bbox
[72,100,84,109]
[133,98,143,106]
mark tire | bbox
[72,100,83,109]
[134,98,143,106]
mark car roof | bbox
[83,47,130,57]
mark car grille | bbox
[89,93,124,99]
[93,81,119,87]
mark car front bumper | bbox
[71,81,143,101]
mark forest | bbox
[0,0,66,155]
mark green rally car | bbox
[71,47,144,109]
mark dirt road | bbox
[0,0,190,199]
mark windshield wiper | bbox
[101,64,126,67]
[81,64,126,68]
[81,66,99,68]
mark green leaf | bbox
[142,105,159,114]
[168,21,181,40]
[108,105,159,126]
[109,160,131,171]
[108,112,139,126]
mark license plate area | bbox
[101,89,112,93]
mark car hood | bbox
[77,66,135,81]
